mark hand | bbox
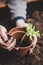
[0,36,16,51]
[0,25,16,51]
[16,20,29,28]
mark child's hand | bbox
[16,20,28,28]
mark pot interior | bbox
[9,31,32,47]
[16,38,31,47]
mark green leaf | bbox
[33,25,35,30]
[35,31,40,37]
[26,22,40,40]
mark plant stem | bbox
[20,33,27,44]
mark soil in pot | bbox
[16,38,32,47]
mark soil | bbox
[16,39,31,47]
[0,1,43,65]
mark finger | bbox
[29,49,33,54]
[0,31,8,41]
[6,37,14,47]
[0,36,7,47]
[0,46,7,49]
[0,25,8,41]
[0,25,7,33]
[0,39,16,50]
[0,36,4,43]
[7,39,16,51]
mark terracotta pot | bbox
[9,27,37,57]
[9,27,26,34]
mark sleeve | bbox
[7,0,27,21]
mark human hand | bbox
[0,36,16,51]
[0,25,16,51]
[16,20,29,28]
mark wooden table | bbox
[0,0,39,8]
[0,3,6,8]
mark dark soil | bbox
[16,39,28,47]
[16,39,31,47]
[0,1,43,65]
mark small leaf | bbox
[33,25,35,30]
[35,31,40,37]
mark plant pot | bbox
[9,27,37,57]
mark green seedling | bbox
[20,23,40,44]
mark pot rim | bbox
[9,27,25,34]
